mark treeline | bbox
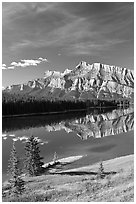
[4,135,44,197]
[2,100,86,115]
[2,96,123,116]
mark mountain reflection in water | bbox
[45,107,134,140]
[3,106,134,140]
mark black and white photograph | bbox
[2,1,134,202]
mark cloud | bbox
[7,134,48,145]
[3,2,133,61]
[8,3,132,57]
[2,57,48,70]
[64,39,126,56]
[2,2,58,25]
[8,66,15,69]
[10,40,33,51]
[12,60,40,67]
[38,57,48,62]
[2,64,7,69]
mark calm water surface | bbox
[2,107,134,181]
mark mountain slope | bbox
[3,61,134,101]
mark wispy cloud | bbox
[8,66,15,70]
[2,57,48,70]
[64,39,126,56]
[7,2,132,57]
[10,17,127,56]
[3,2,133,62]
[2,64,7,69]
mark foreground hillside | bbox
[3,154,134,202]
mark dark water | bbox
[2,107,134,181]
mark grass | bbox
[2,154,134,202]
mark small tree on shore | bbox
[7,141,25,196]
[24,135,44,176]
[97,161,105,179]
[53,152,58,164]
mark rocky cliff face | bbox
[4,61,134,101]
[45,107,134,140]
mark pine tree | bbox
[24,135,44,176]
[7,142,25,196]
[97,161,105,179]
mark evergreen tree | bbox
[7,141,25,196]
[24,135,44,176]
[97,161,105,179]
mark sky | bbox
[2,2,134,87]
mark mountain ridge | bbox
[3,61,134,101]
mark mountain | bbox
[3,61,134,101]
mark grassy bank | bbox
[2,154,134,202]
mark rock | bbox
[3,61,134,101]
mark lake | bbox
[2,106,134,182]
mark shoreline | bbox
[3,154,134,185]
[55,154,134,174]
[2,105,124,118]
[3,154,134,202]
[42,155,85,169]
[2,108,87,118]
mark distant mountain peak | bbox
[3,61,134,101]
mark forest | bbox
[2,92,128,116]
